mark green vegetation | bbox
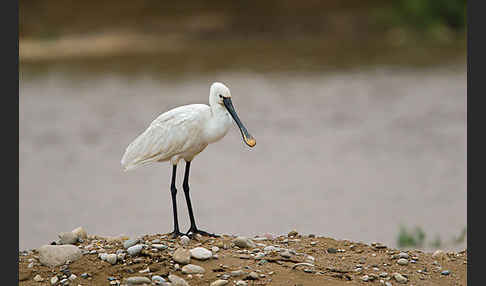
[397,225,466,249]
[375,0,466,41]
[397,225,426,248]
[390,0,466,31]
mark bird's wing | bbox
[121,104,210,170]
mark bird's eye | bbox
[219,94,223,98]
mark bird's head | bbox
[210,82,232,105]
[209,82,256,148]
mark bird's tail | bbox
[121,148,160,171]
[121,160,137,172]
[121,148,139,171]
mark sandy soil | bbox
[18,231,466,286]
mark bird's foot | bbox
[169,230,185,238]
[186,227,219,238]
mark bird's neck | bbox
[210,103,228,117]
[205,104,232,143]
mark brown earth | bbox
[18,231,467,286]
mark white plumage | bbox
[121,82,255,171]
[120,82,255,238]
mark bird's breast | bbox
[204,112,232,144]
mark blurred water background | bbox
[19,0,467,251]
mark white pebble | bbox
[50,276,59,285]
[180,236,190,246]
[190,247,212,260]
[106,254,117,265]
[397,258,409,266]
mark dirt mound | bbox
[18,231,467,285]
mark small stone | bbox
[305,255,315,263]
[152,244,168,250]
[123,239,140,249]
[60,278,68,285]
[280,250,292,258]
[181,264,206,274]
[173,248,191,264]
[139,267,150,273]
[221,274,230,280]
[247,272,259,280]
[106,254,117,265]
[190,247,212,260]
[263,233,274,240]
[151,275,165,284]
[393,273,408,284]
[236,281,248,286]
[180,236,190,246]
[58,232,78,245]
[385,282,393,286]
[441,270,450,275]
[210,279,228,286]
[399,252,409,259]
[368,274,378,281]
[27,262,34,268]
[117,253,126,260]
[397,258,409,266]
[310,242,317,246]
[168,274,189,286]
[327,248,337,254]
[231,270,246,277]
[433,250,445,259]
[80,273,89,279]
[127,244,143,256]
[149,264,162,272]
[211,246,220,253]
[263,246,279,253]
[68,274,77,281]
[152,239,161,244]
[288,230,298,237]
[71,227,88,240]
[233,237,256,249]
[61,267,71,276]
[123,276,152,284]
[379,272,388,277]
[362,275,369,282]
[33,274,44,282]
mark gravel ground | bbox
[18,228,467,286]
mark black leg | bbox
[183,161,219,237]
[169,164,183,238]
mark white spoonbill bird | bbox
[121,82,255,238]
